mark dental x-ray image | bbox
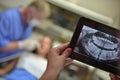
[74,25,120,63]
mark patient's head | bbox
[36,36,52,58]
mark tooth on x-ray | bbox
[75,26,120,61]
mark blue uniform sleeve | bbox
[21,26,32,40]
[0,14,10,48]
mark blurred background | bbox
[0,0,120,80]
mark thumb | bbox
[61,48,72,58]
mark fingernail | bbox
[67,48,72,53]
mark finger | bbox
[65,58,73,66]
[61,48,72,58]
[56,42,69,53]
[116,75,120,79]
[66,58,73,62]
[109,73,116,80]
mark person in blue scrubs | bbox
[0,0,50,75]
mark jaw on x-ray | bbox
[77,26,120,61]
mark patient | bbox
[2,36,52,80]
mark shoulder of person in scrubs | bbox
[0,7,32,61]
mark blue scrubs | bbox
[0,7,32,62]
[4,68,37,80]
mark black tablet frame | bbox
[69,17,120,75]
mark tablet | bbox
[69,17,120,75]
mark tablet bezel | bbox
[69,17,120,75]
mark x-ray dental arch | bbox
[74,25,120,62]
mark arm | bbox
[0,38,39,52]
[40,70,60,80]
[0,14,36,52]
[0,42,19,52]
[0,14,18,52]
[0,58,18,76]
[40,43,73,80]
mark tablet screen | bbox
[69,17,120,75]
[74,25,120,68]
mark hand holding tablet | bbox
[69,17,120,76]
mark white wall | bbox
[0,0,119,19]
[70,0,120,19]
[0,0,120,28]
[0,0,33,8]
[69,0,120,28]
